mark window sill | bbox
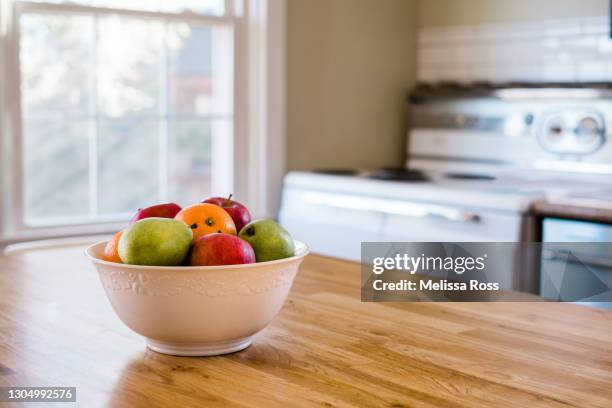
[1,222,125,250]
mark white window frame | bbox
[0,0,285,245]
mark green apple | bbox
[238,219,295,262]
[119,218,192,266]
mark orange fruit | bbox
[103,230,123,263]
[174,203,236,241]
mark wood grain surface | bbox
[0,244,611,407]
[532,201,612,225]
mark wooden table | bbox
[1,243,612,407]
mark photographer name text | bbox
[371,254,500,292]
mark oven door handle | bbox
[394,203,481,223]
[302,191,482,224]
[427,210,481,223]
[542,249,612,269]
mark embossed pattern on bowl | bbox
[86,240,309,356]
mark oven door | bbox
[279,188,385,260]
[380,206,527,291]
[381,207,523,242]
[279,187,532,291]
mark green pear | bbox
[238,219,294,262]
[119,218,192,266]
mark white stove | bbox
[279,84,612,293]
[279,170,540,258]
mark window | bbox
[9,0,235,228]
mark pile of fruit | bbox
[103,196,295,266]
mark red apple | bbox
[203,195,252,232]
[130,203,182,224]
[189,233,256,266]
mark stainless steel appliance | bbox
[541,218,612,309]
[279,83,612,293]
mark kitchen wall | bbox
[284,0,610,173]
[285,0,417,171]
[417,0,609,28]
[416,0,611,83]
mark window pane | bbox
[20,13,92,116]
[26,0,225,16]
[87,0,163,11]
[23,119,90,223]
[98,120,159,214]
[97,16,163,118]
[168,23,233,116]
[161,0,225,16]
[17,8,234,229]
[168,120,212,205]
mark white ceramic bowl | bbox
[86,240,309,356]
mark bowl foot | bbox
[146,336,253,356]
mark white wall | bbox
[416,0,611,83]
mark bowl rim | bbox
[86,240,310,271]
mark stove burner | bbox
[445,172,496,181]
[369,167,429,182]
[312,169,361,176]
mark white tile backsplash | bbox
[544,19,582,37]
[577,60,610,81]
[417,16,611,83]
[582,16,610,35]
[541,63,576,82]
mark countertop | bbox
[1,244,612,407]
[533,200,612,224]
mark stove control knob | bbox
[575,116,603,144]
[544,117,565,143]
[538,110,605,155]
